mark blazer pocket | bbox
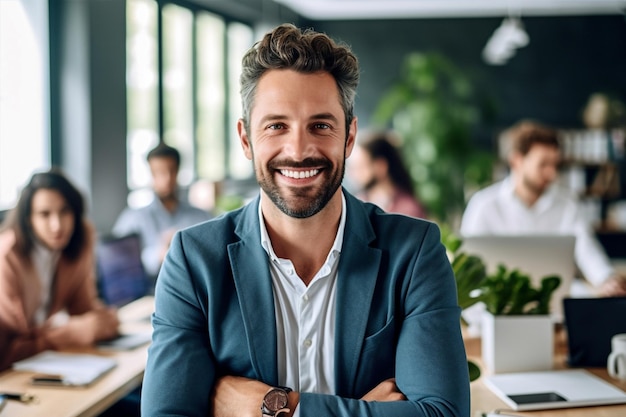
[362,316,397,353]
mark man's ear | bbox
[238,119,253,160]
[344,117,358,158]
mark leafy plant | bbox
[441,229,562,382]
[480,266,561,316]
[373,52,495,226]
[441,225,488,315]
[441,226,486,382]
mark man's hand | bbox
[599,275,626,297]
[213,375,300,417]
[361,378,406,402]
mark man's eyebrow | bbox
[258,113,341,124]
[310,113,340,123]
[258,114,288,125]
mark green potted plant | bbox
[479,267,561,374]
[442,229,562,376]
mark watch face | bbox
[263,388,289,411]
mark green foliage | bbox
[441,226,485,382]
[373,52,495,225]
[215,194,244,214]
[468,360,481,383]
[481,266,561,316]
[441,225,488,312]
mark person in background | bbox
[460,120,626,296]
[348,130,427,218]
[0,168,119,371]
[141,23,469,417]
[112,142,212,279]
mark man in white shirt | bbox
[460,120,626,296]
[141,24,469,417]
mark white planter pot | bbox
[482,312,554,374]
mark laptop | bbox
[95,233,153,350]
[96,233,151,308]
[460,234,576,320]
[485,369,626,411]
[563,297,626,367]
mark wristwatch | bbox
[261,386,292,417]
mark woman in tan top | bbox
[0,168,119,370]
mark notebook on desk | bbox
[485,369,626,411]
[13,351,117,387]
[563,296,626,367]
[460,234,576,321]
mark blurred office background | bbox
[1,0,625,251]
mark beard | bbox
[255,155,346,219]
[522,175,550,198]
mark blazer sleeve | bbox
[0,246,55,370]
[141,231,216,416]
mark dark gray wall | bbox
[314,15,626,148]
[50,0,127,234]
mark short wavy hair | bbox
[504,120,560,157]
[239,23,360,134]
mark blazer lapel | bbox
[334,194,381,396]
[229,198,279,385]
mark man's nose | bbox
[284,128,313,160]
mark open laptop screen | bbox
[460,234,576,320]
[96,233,150,308]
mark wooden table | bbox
[0,296,154,417]
[466,328,626,417]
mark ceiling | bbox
[273,0,626,20]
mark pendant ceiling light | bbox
[482,16,529,65]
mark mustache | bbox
[268,157,331,170]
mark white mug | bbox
[607,333,626,381]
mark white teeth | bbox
[280,169,319,179]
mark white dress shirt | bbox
[259,193,346,415]
[460,176,615,287]
[31,244,60,325]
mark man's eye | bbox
[268,123,284,130]
[313,123,330,130]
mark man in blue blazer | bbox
[141,23,469,417]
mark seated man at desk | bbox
[460,120,626,296]
[112,142,212,279]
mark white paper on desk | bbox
[12,350,117,386]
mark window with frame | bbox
[126,0,254,207]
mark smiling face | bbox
[30,189,75,251]
[239,69,357,218]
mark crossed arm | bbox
[211,376,405,417]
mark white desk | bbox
[0,296,153,417]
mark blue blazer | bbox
[141,191,470,416]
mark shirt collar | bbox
[259,192,346,264]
